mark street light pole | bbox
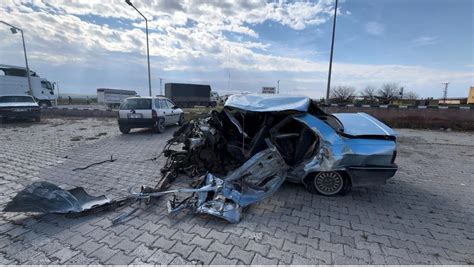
[325,0,338,105]
[125,0,152,97]
[1,21,32,95]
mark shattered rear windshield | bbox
[120,98,151,110]
[0,96,35,103]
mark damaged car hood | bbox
[225,94,311,112]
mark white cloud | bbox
[411,36,439,47]
[365,21,384,35]
[1,0,472,99]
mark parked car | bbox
[0,95,41,122]
[118,96,184,134]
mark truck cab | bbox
[0,65,56,106]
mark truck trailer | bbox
[0,64,56,106]
[164,83,215,108]
[97,88,137,108]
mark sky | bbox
[1,0,473,99]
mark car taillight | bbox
[152,109,158,119]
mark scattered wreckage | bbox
[4,94,398,223]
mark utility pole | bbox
[160,78,163,95]
[325,0,338,105]
[125,0,152,97]
[277,80,280,94]
[442,82,449,104]
[1,21,32,95]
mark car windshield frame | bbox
[120,98,152,110]
[0,96,36,103]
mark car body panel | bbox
[225,94,311,112]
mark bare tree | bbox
[330,86,356,103]
[360,86,377,103]
[404,91,419,100]
[377,83,400,104]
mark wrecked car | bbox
[162,94,398,196]
[4,94,397,223]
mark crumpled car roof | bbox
[225,94,311,112]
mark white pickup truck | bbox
[0,64,56,106]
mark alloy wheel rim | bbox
[314,172,343,195]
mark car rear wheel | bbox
[178,114,184,126]
[154,118,165,133]
[309,171,350,196]
[119,126,130,134]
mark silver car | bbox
[118,96,184,134]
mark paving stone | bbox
[49,247,80,263]
[105,251,136,264]
[188,247,216,265]
[129,243,157,261]
[77,238,103,256]
[251,253,279,265]
[89,245,119,263]
[267,247,293,264]
[99,233,122,248]
[206,229,229,243]
[151,236,177,251]
[210,253,239,265]
[189,235,213,249]
[147,249,177,264]
[260,233,285,249]
[245,239,270,255]
[228,246,255,264]
[208,241,233,256]
[114,238,140,254]
[154,225,178,239]
[169,241,196,258]
[135,231,158,246]
[306,246,332,264]
[8,246,42,264]
[225,233,249,249]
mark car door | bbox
[166,100,180,123]
[158,99,174,125]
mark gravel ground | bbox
[0,118,473,264]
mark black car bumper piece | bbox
[346,164,398,187]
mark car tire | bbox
[119,126,131,134]
[307,171,351,196]
[154,118,165,133]
[178,114,184,126]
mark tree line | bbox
[328,83,420,104]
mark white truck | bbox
[0,65,56,106]
[97,88,137,109]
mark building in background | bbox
[468,86,474,104]
[261,87,276,94]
